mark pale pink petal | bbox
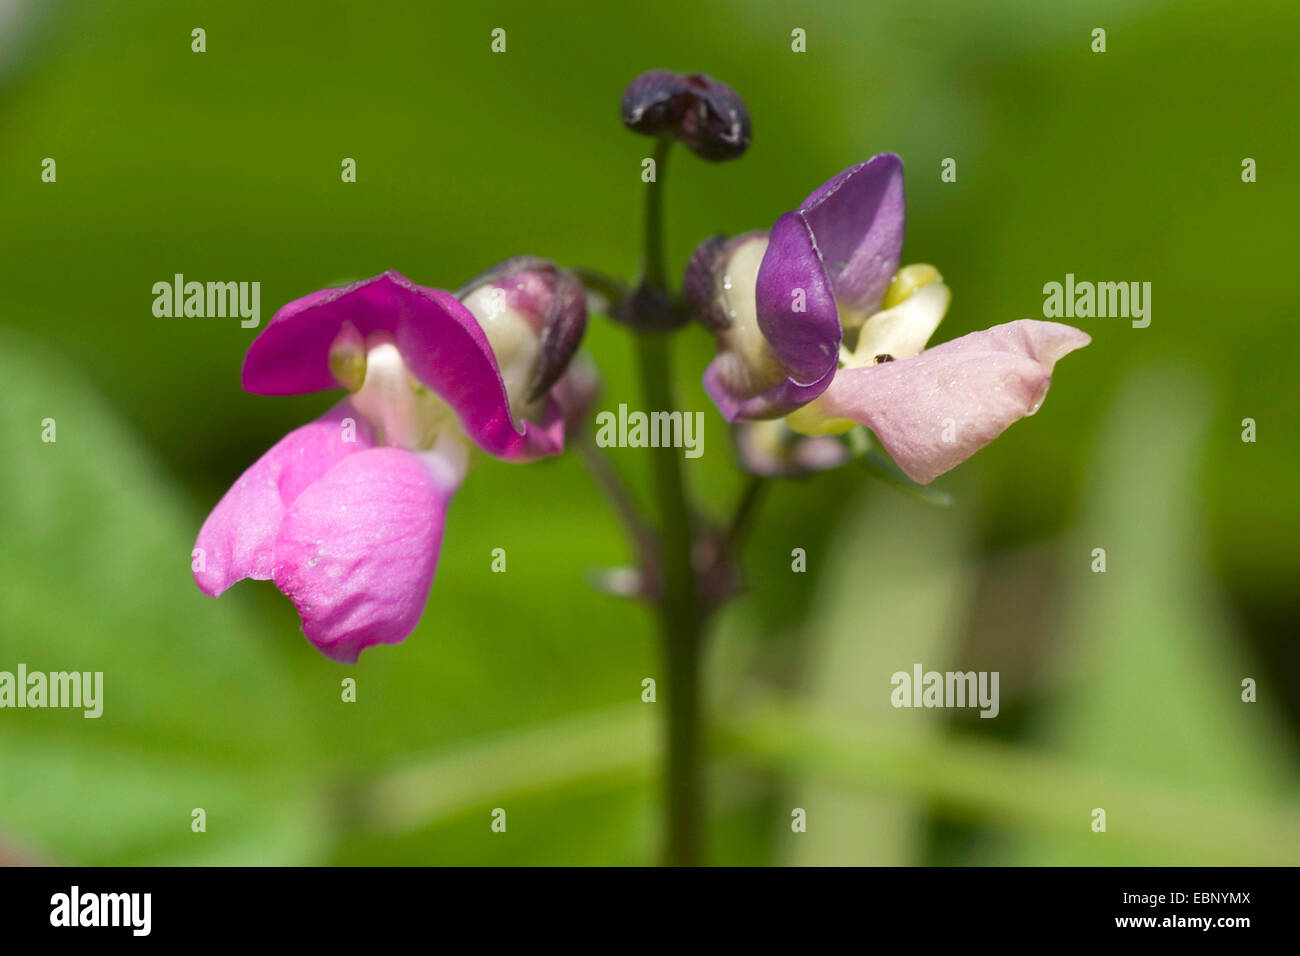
[819,320,1090,484]
[271,447,451,664]
[194,402,374,596]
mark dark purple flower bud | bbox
[457,256,589,405]
[683,234,731,332]
[621,69,751,161]
[528,270,588,402]
[683,231,766,332]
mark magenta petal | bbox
[755,212,842,386]
[818,320,1091,484]
[797,153,906,318]
[242,271,564,461]
[194,402,375,597]
[271,447,451,664]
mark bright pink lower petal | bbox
[271,447,450,664]
[820,320,1090,484]
[193,403,374,596]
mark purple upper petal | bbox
[242,271,564,461]
[194,402,375,597]
[272,447,452,664]
[755,211,842,385]
[817,320,1090,484]
[797,153,906,319]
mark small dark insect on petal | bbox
[873,353,895,364]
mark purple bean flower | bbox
[686,152,1090,484]
[194,265,586,663]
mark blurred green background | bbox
[1,0,1297,865]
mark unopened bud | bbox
[683,231,765,332]
[621,69,751,161]
[458,257,588,406]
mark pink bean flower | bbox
[193,263,586,662]
[686,153,1090,484]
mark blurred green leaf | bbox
[777,486,969,864]
[0,329,327,863]
[357,704,654,836]
[728,697,1300,866]
[996,367,1300,864]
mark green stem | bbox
[634,138,705,865]
[642,139,672,287]
[636,335,704,866]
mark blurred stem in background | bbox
[632,139,708,866]
[355,696,1300,866]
